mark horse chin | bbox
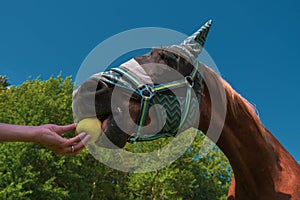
[95,115,129,149]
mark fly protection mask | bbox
[92,20,212,143]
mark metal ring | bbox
[185,76,194,87]
[137,85,155,99]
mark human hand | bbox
[33,123,90,155]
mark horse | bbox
[72,20,300,199]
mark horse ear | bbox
[180,19,213,57]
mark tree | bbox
[124,132,232,200]
[0,75,10,89]
[0,75,123,199]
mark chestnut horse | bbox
[73,21,300,199]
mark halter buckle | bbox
[137,85,155,100]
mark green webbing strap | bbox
[135,96,151,138]
[174,82,192,133]
[153,79,187,92]
[112,68,144,88]
[190,61,200,80]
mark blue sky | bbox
[0,1,299,161]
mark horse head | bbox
[72,20,212,149]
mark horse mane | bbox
[204,66,264,132]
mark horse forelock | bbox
[134,47,196,76]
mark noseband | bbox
[93,47,203,142]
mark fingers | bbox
[56,123,76,135]
[62,132,91,155]
[65,132,86,145]
[70,134,91,155]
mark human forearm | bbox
[0,123,37,142]
[0,122,90,155]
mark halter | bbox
[92,48,203,142]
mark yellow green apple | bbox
[76,118,102,143]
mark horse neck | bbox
[199,66,300,198]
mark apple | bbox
[76,118,102,143]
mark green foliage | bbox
[123,133,231,200]
[0,75,73,126]
[0,75,232,199]
[0,75,10,90]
